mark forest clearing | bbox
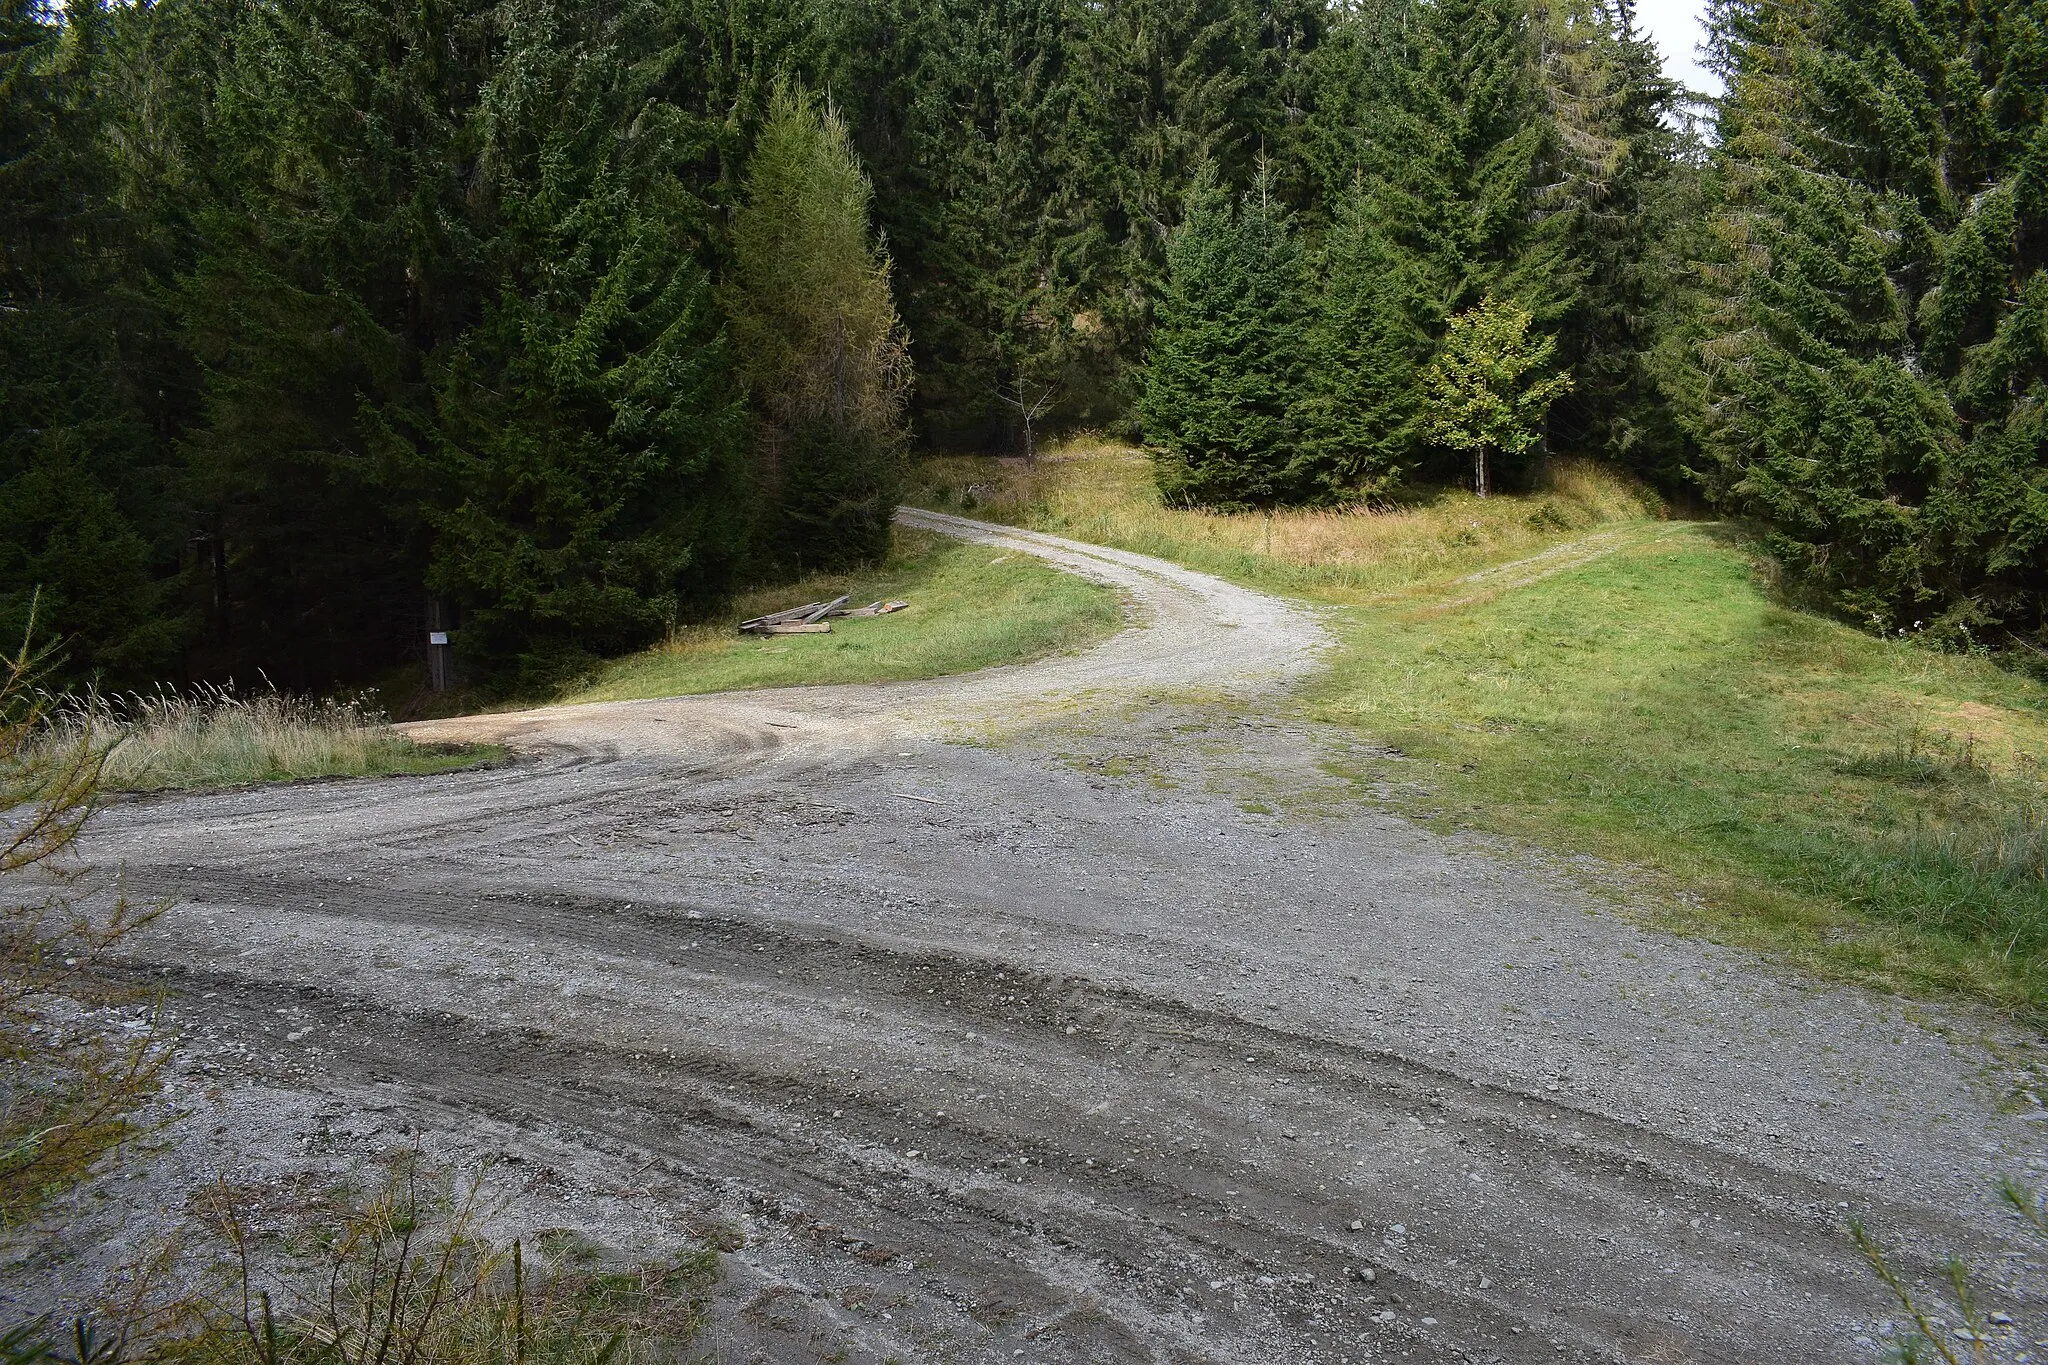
[1,483,2040,1365]
[6,0,2048,1360]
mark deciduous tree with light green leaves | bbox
[724,82,912,571]
[1422,295,1572,497]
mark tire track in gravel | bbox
[53,511,2048,1364]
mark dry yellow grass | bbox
[31,688,495,792]
[906,436,1661,598]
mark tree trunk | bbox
[1475,446,1490,498]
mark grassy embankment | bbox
[37,689,499,793]
[567,525,1122,703]
[911,439,2048,1018]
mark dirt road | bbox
[34,513,2048,1363]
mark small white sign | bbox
[428,631,449,646]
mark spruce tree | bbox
[415,0,751,685]
[724,82,911,570]
[1307,0,1580,485]
[165,0,754,687]
[0,0,182,685]
[1532,0,1692,478]
[1296,177,1434,497]
[1141,170,1310,508]
[1690,0,2048,641]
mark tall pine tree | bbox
[416,0,751,685]
[1306,0,1578,487]
[0,0,182,684]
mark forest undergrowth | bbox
[913,441,2048,1017]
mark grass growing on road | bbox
[568,526,1123,703]
[33,688,497,793]
[919,441,2048,1015]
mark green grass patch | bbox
[923,440,2048,1017]
[567,527,1123,703]
[1309,525,2048,1012]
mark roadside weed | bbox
[0,606,168,1224]
[1851,1178,2046,1363]
[10,1157,717,1365]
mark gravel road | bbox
[24,511,2048,1364]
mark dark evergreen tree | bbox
[416,0,752,686]
[828,0,1326,450]
[164,0,484,685]
[1534,0,1695,479]
[1689,0,2048,642]
[1305,0,1580,486]
[1141,170,1311,506]
[835,0,1083,450]
[0,0,183,685]
[165,0,755,687]
[723,82,910,570]
[1295,179,1431,495]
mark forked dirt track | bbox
[37,512,2048,1362]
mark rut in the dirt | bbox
[106,798,2046,1365]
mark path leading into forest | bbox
[39,512,2048,1364]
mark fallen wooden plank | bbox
[740,600,829,630]
[758,622,831,635]
[889,791,941,804]
[837,600,910,618]
[800,594,851,624]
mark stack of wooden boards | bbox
[740,595,911,635]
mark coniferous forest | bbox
[3,0,2044,693]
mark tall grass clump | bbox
[31,687,491,794]
[1818,812,2048,1001]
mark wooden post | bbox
[426,595,452,693]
